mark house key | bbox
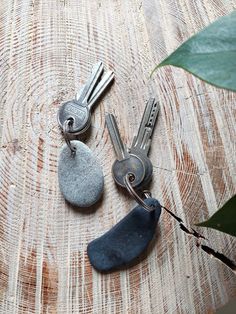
[130,98,159,187]
[57,62,114,207]
[105,114,146,189]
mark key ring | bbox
[123,173,155,212]
[63,118,77,156]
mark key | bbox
[76,61,104,106]
[86,71,114,110]
[105,113,129,161]
[105,114,146,188]
[131,98,159,154]
[58,62,114,135]
[130,98,160,186]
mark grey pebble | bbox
[58,140,104,207]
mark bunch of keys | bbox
[106,97,159,210]
[58,61,114,138]
[57,62,114,207]
[87,98,162,272]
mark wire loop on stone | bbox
[63,118,76,156]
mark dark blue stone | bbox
[87,198,161,272]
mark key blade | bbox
[105,114,129,161]
[75,84,85,100]
[88,71,114,110]
[77,61,104,105]
[132,98,160,154]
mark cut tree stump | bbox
[0,0,235,313]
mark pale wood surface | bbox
[0,1,236,313]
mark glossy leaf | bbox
[154,11,236,91]
[196,195,236,237]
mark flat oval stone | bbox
[58,140,104,207]
[87,198,161,272]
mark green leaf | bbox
[153,11,236,92]
[196,195,236,237]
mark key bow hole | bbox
[127,173,136,183]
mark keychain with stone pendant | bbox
[87,98,162,272]
[57,62,114,207]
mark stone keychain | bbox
[57,62,114,207]
[87,98,162,271]
[88,196,161,272]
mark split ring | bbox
[63,118,76,156]
[123,173,155,212]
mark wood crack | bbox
[161,205,236,274]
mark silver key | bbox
[76,61,104,106]
[105,114,146,188]
[130,98,160,185]
[131,98,160,155]
[58,62,114,135]
[87,71,114,110]
[105,114,129,161]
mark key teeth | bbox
[148,97,155,103]
[131,97,159,153]
[147,99,160,127]
[154,100,160,110]
[148,98,159,109]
